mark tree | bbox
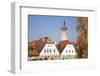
[76,17,88,58]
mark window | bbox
[69,50,70,53]
[49,44,51,47]
[54,49,55,53]
[44,49,46,53]
[47,49,49,53]
[50,49,51,53]
[66,50,67,53]
[72,50,73,53]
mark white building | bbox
[39,43,60,60]
[61,44,77,59]
[28,20,77,60]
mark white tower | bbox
[61,20,68,41]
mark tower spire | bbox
[60,20,68,41]
[64,20,66,27]
[61,20,68,31]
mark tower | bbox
[61,20,68,41]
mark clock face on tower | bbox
[28,15,88,61]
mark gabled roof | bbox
[56,40,72,54]
[28,37,54,56]
[28,37,75,56]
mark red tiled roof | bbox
[28,43,39,57]
[28,37,54,56]
[56,40,72,54]
[28,50,39,57]
[28,37,75,56]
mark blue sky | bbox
[28,15,78,42]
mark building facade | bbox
[61,44,77,59]
[40,43,60,60]
[28,20,77,60]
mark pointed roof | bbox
[56,40,72,54]
[61,20,68,31]
[28,37,54,56]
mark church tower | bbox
[61,20,68,41]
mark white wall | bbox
[61,30,68,40]
[61,44,76,59]
[0,0,100,76]
[40,44,60,56]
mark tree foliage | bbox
[76,17,88,58]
